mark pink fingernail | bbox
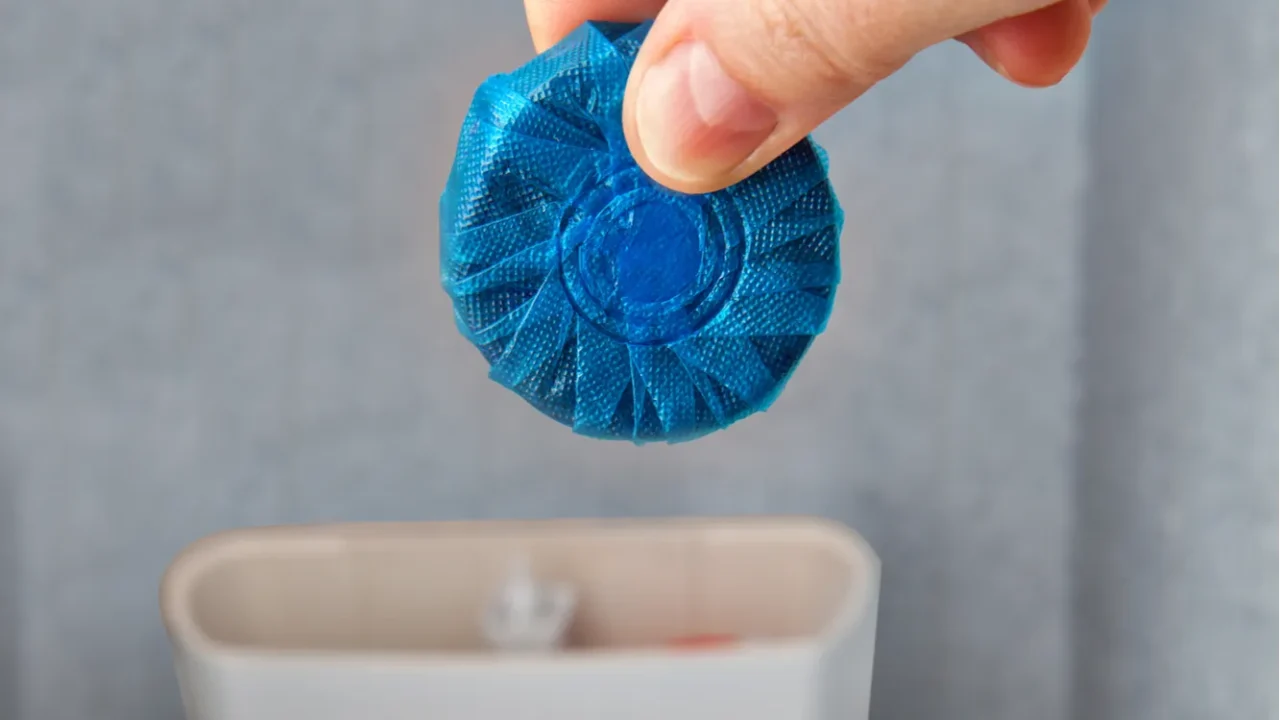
[634,41,777,183]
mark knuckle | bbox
[752,0,903,95]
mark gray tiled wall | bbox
[1076,4,1278,718]
[0,2,1274,719]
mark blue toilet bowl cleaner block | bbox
[440,21,842,443]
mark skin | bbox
[523,0,1107,194]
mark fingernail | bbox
[635,41,777,183]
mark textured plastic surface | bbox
[440,21,842,443]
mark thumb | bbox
[622,0,1061,193]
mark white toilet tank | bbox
[160,516,880,720]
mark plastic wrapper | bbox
[440,21,842,443]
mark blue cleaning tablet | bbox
[440,21,842,443]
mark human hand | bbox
[523,0,1105,193]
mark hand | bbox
[524,0,1105,193]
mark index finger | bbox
[524,0,668,51]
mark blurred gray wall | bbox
[0,1,1274,719]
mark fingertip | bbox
[527,27,561,54]
[967,0,1093,88]
[620,0,844,195]
[522,0,559,51]
[524,0,668,53]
